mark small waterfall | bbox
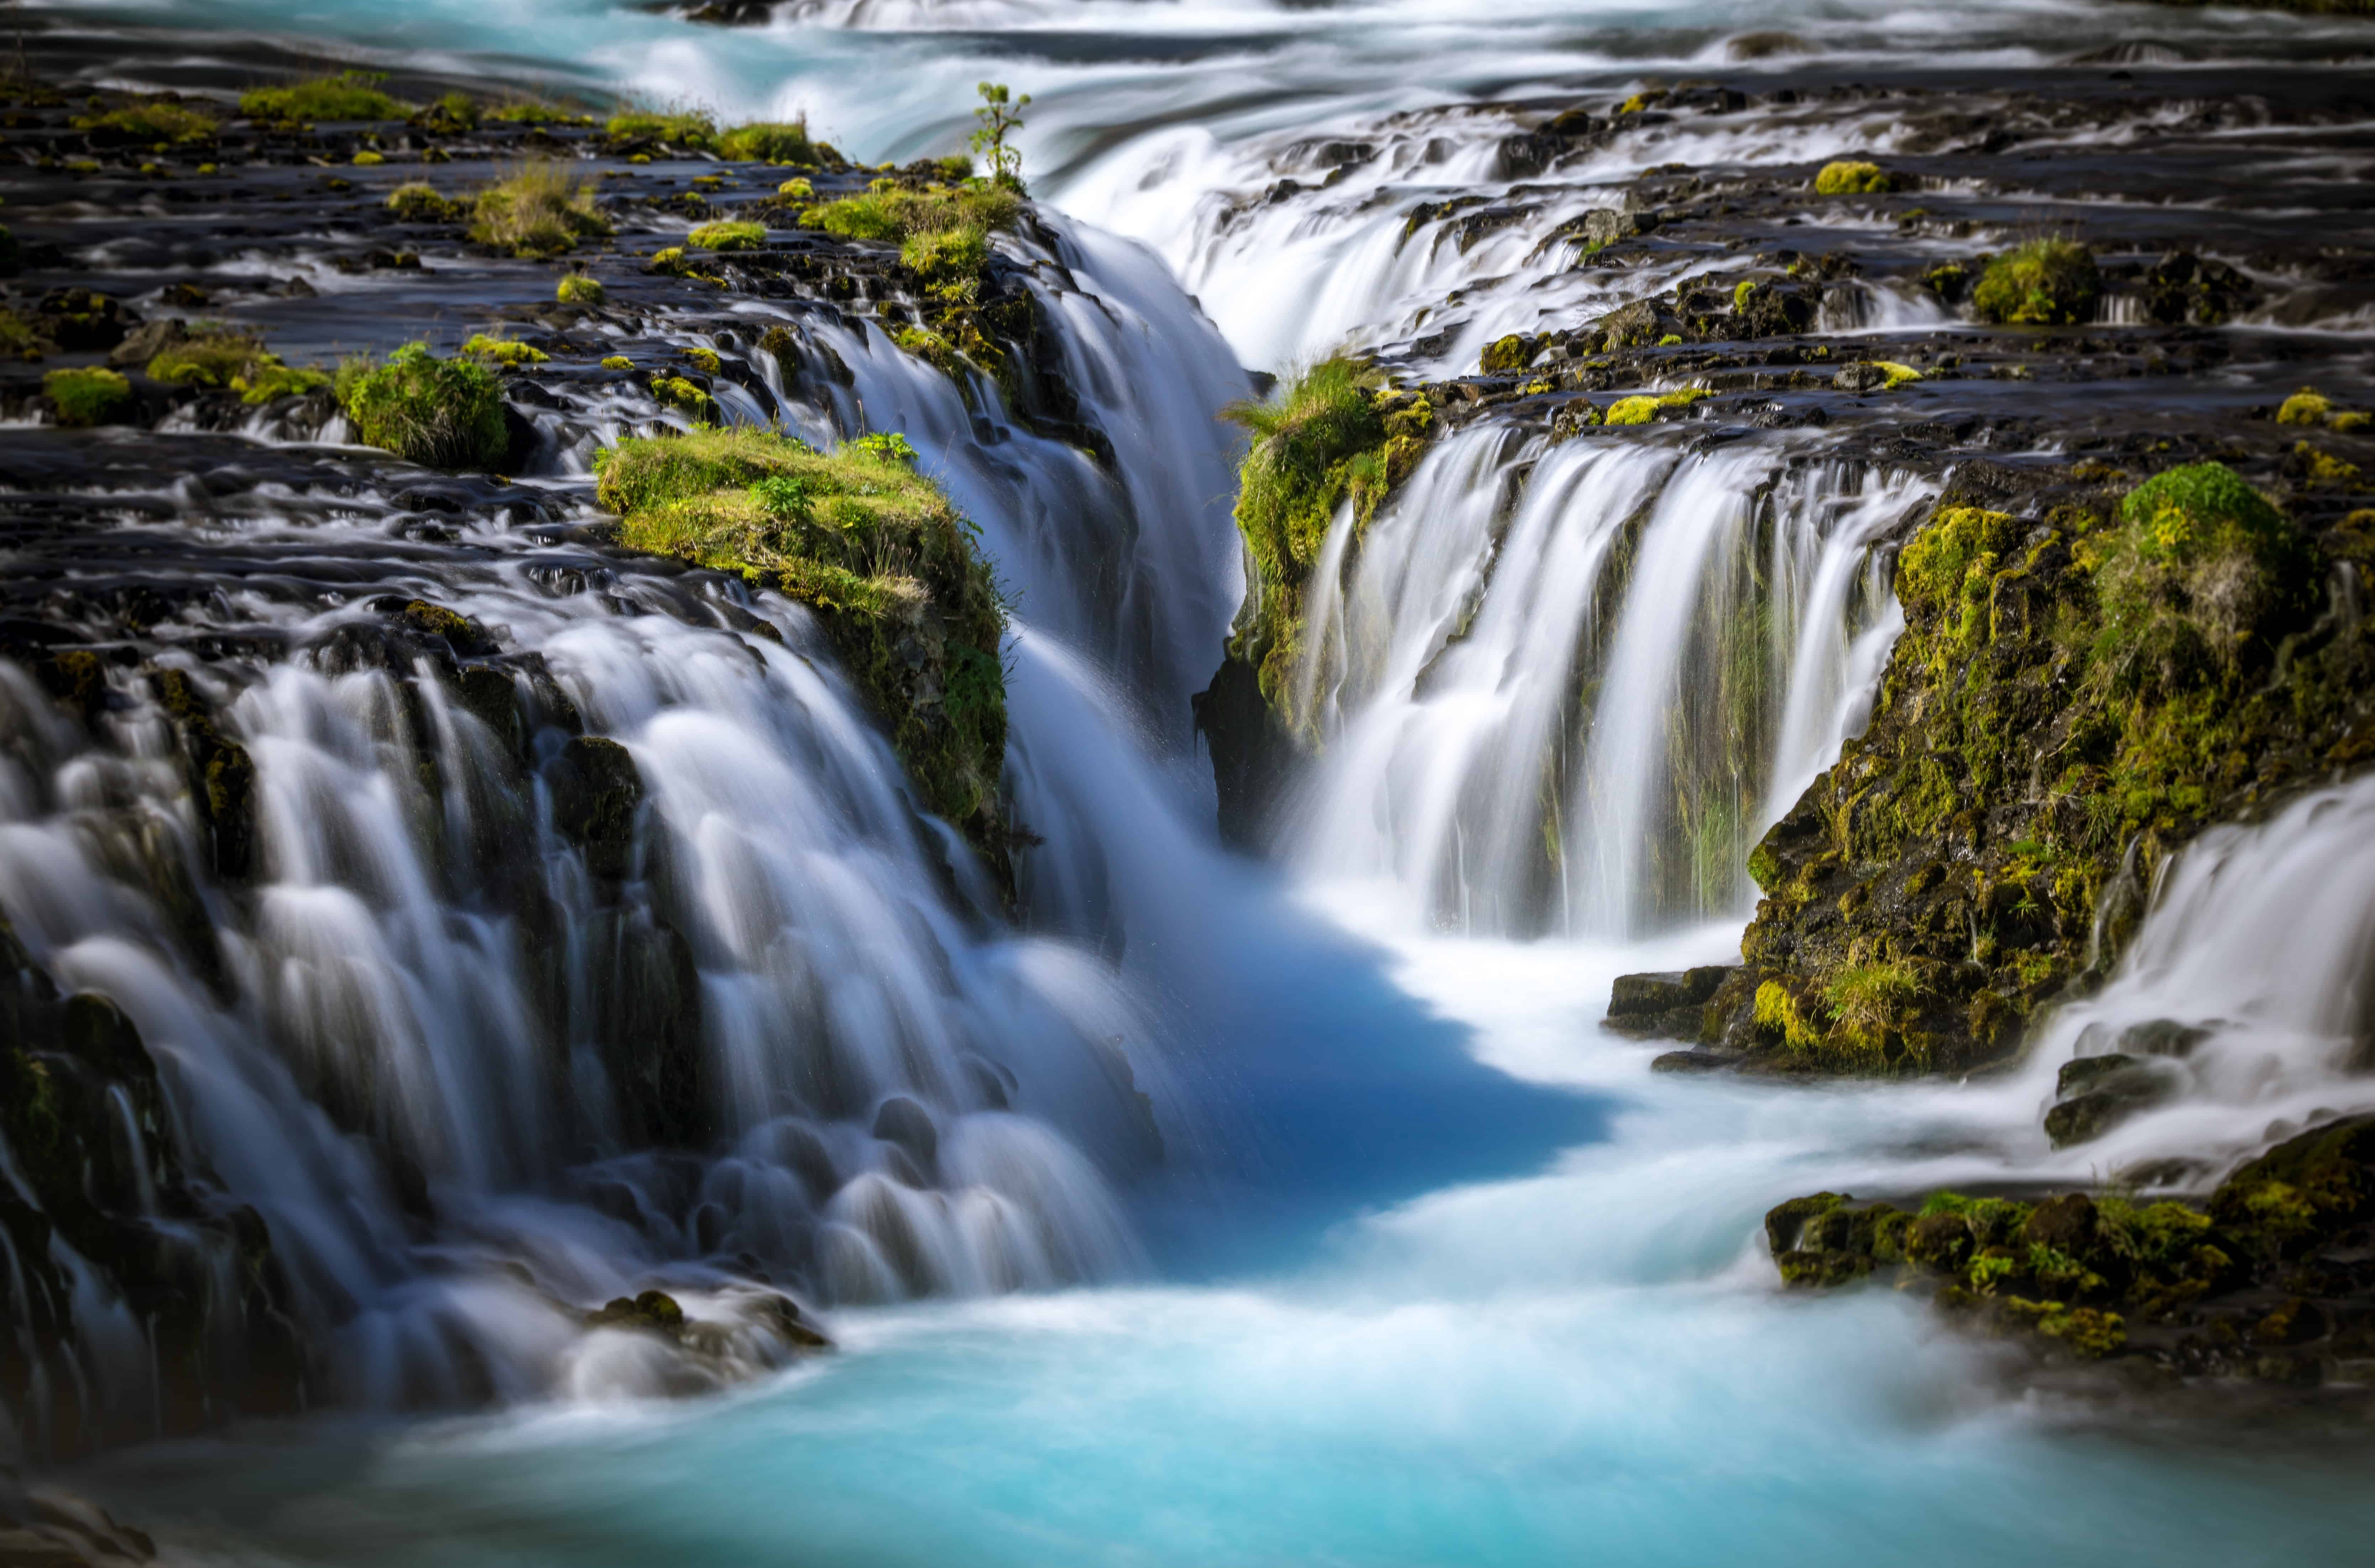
[1976,775,2375,1179]
[1289,429,1928,938]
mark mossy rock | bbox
[1813,160,1894,195]
[597,428,1012,885]
[334,342,508,470]
[1971,239,2100,326]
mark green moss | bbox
[351,150,385,167]
[902,224,989,283]
[147,322,329,404]
[1221,360,1432,726]
[1480,334,1534,374]
[805,185,1018,247]
[387,182,467,223]
[649,374,713,417]
[240,72,406,124]
[606,107,717,147]
[687,219,767,252]
[599,427,1009,872]
[471,161,612,258]
[2275,388,2330,426]
[1732,280,1757,310]
[557,273,606,306]
[0,308,56,361]
[778,176,815,200]
[1972,238,2100,326]
[1871,361,1922,390]
[460,333,549,368]
[1814,160,1894,195]
[600,355,633,372]
[334,342,507,469]
[43,367,130,426]
[717,120,813,163]
[73,99,216,144]
[1604,388,1708,425]
[682,347,721,376]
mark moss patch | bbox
[1972,238,2101,326]
[717,120,814,163]
[1814,160,1894,195]
[687,219,767,252]
[596,427,1012,882]
[1220,358,1434,733]
[240,71,406,124]
[1605,387,1709,425]
[1720,460,2359,1075]
[145,321,329,404]
[43,367,130,426]
[471,161,612,259]
[335,342,507,469]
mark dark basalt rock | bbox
[1605,965,1734,1041]
[1192,653,1297,851]
[34,288,139,352]
[1768,1113,2375,1389]
[147,668,257,882]
[548,735,644,883]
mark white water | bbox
[18,0,2375,1559]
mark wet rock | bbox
[871,1095,941,1184]
[34,288,139,352]
[1192,653,1297,850]
[2045,1054,2175,1147]
[147,668,257,881]
[1605,965,1732,1040]
[1650,1049,1731,1073]
[549,735,644,882]
[588,1289,687,1337]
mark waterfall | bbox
[1288,428,1926,938]
[0,208,1250,1444]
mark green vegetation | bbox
[718,120,814,163]
[557,273,606,305]
[601,355,633,372]
[1479,334,1534,374]
[970,81,1030,190]
[802,183,1025,386]
[1726,458,2358,1076]
[387,181,468,223]
[595,426,1011,878]
[240,71,406,124]
[778,176,815,200]
[1604,387,1708,425]
[460,333,549,368]
[686,219,767,251]
[1972,238,2100,326]
[43,367,130,426]
[2276,387,2330,426]
[0,307,58,361]
[72,99,217,144]
[1768,1115,2375,1375]
[335,342,507,469]
[470,160,612,258]
[1221,357,1434,727]
[606,106,716,148]
[802,183,1018,248]
[145,321,329,403]
[1813,159,1894,195]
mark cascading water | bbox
[1291,426,1922,937]
[14,1,2375,1562]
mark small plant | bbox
[849,430,919,466]
[556,273,606,305]
[240,71,405,124]
[335,341,507,468]
[2275,387,2330,426]
[649,373,713,418]
[686,219,766,251]
[351,149,385,166]
[682,347,721,376]
[471,160,611,258]
[1971,238,2100,326]
[145,321,328,403]
[777,176,815,200]
[750,473,820,523]
[970,81,1030,190]
[0,308,56,361]
[1813,159,1893,196]
[600,355,633,372]
[718,119,813,163]
[43,366,130,426]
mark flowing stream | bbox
[17,0,2375,1561]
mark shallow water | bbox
[28,0,2375,1559]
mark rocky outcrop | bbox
[0,916,309,1457]
[1615,457,2373,1079]
[1768,1114,2375,1388]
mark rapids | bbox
[9,0,2375,1562]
